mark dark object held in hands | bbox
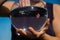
[10,6,48,33]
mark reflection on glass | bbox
[10,6,48,33]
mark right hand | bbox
[17,18,50,39]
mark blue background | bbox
[0,17,11,40]
[8,0,60,4]
[0,0,17,40]
[44,0,60,4]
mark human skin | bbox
[17,1,60,40]
[0,0,5,5]
[2,0,60,40]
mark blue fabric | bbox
[44,0,60,4]
[0,17,11,40]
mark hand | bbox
[17,18,50,39]
[17,0,41,7]
[0,0,6,6]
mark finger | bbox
[17,29,27,36]
[29,27,46,38]
[36,27,47,37]
[28,27,37,35]
[22,0,26,7]
[40,24,49,32]
[37,20,50,37]
[37,25,48,37]
[19,0,23,7]
[40,18,50,30]
[37,30,45,37]
[18,29,36,39]
[46,18,50,24]
[19,0,21,6]
[44,18,50,29]
[26,0,30,6]
[42,27,48,31]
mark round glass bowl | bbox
[10,6,48,33]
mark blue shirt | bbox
[0,17,11,40]
[44,0,60,4]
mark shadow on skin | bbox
[0,6,10,17]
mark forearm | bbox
[53,4,60,38]
[3,1,15,11]
[41,33,59,40]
